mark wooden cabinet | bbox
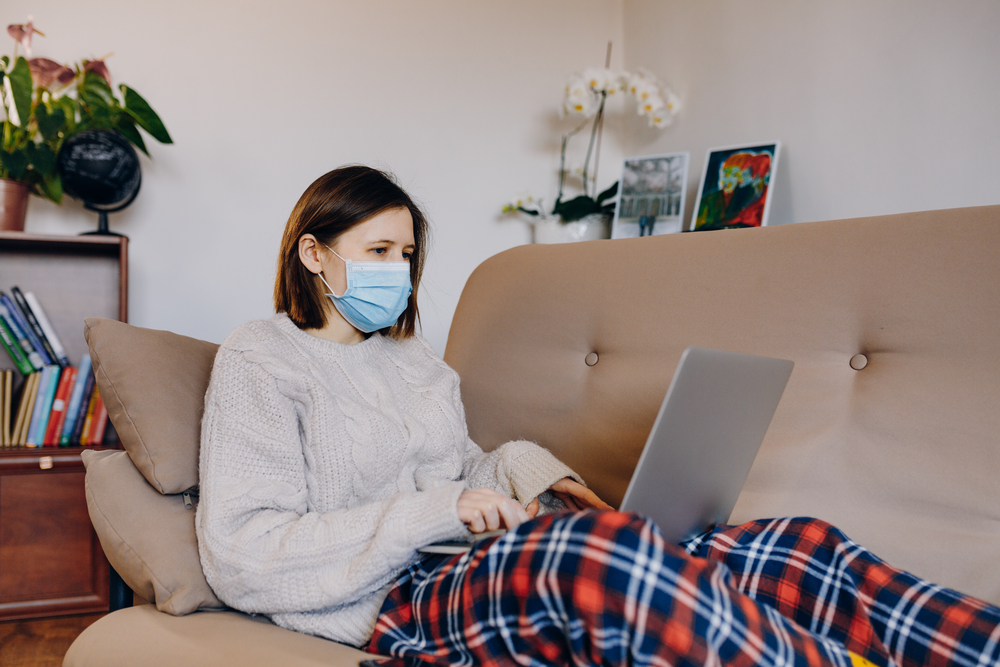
[0,231,127,621]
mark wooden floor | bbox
[0,614,103,667]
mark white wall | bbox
[623,0,1000,227]
[11,0,626,353]
[13,1,998,353]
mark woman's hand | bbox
[458,488,531,533]
[525,478,614,516]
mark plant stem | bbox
[556,117,590,212]
[581,92,606,199]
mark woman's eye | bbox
[372,248,386,255]
[402,252,412,260]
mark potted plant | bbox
[1,17,170,231]
[503,55,680,243]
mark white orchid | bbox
[639,94,664,115]
[564,90,599,118]
[506,56,680,224]
[581,67,621,93]
[664,90,682,114]
[648,108,673,128]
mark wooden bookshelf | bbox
[0,231,127,621]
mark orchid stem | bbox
[581,93,606,199]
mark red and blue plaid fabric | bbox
[367,512,1000,667]
[683,517,1000,667]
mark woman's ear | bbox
[298,234,324,275]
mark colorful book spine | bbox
[27,366,60,447]
[9,287,59,367]
[0,303,43,371]
[44,366,76,446]
[12,372,40,446]
[1,370,11,446]
[79,385,99,446]
[0,315,34,375]
[23,292,69,368]
[61,355,92,445]
[88,390,108,446]
[25,367,52,446]
[0,293,53,366]
[70,369,96,446]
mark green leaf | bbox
[114,116,148,156]
[35,103,67,141]
[41,172,63,204]
[596,181,619,206]
[7,57,33,128]
[25,142,56,176]
[80,70,116,110]
[553,195,599,222]
[121,85,172,144]
[1,55,9,69]
[0,149,28,180]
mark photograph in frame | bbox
[611,152,690,239]
[691,142,781,231]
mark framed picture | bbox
[611,152,690,239]
[691,141,781,231]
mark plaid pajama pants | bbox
[366,512,1000,667]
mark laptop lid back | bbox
[618,347,793,543]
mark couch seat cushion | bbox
[64,605,380,667]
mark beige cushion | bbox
[82,449,224,615]
[84,317,219,494]
[444,205,1000,604]
[64,605,378,667]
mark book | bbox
[1,369,11,446]
[0,314,34,375]
[62,354,92,445]
[88,389,108,446]
[70,369,96,447]
[12,371,40,446]
[44,366,76,446]
[24,292,70,368]
[0,292,53,366]
[27,366,60,447]
[0,302,43,371]
[9,287,59,367]
[79,384,99,446]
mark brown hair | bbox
[274,165,428,338]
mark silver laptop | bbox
[419,347,793,554]
[618,347,793,543]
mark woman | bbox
[196,166,1000,667]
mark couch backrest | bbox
[444,205,1000,604]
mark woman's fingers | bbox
[526,497,539,518]
[458,489,531,533]
[550,478,614,511]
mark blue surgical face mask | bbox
[317,246,412,333]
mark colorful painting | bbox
[691,142,780,231]
[612,152,689,239]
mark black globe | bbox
[58,130,141,211]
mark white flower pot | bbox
[532,213,610,244]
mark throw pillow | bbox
[84,317,219,494]
[83,449,225,615]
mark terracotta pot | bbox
[0,179,29,232]
[532,213,610,244]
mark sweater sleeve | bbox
[447,375,585,506]
[461,438,585,509]
[196,347,467,616]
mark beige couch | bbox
[65,205,1000,666]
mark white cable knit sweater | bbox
[196,314,582,646]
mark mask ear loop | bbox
[318,244,348,298]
